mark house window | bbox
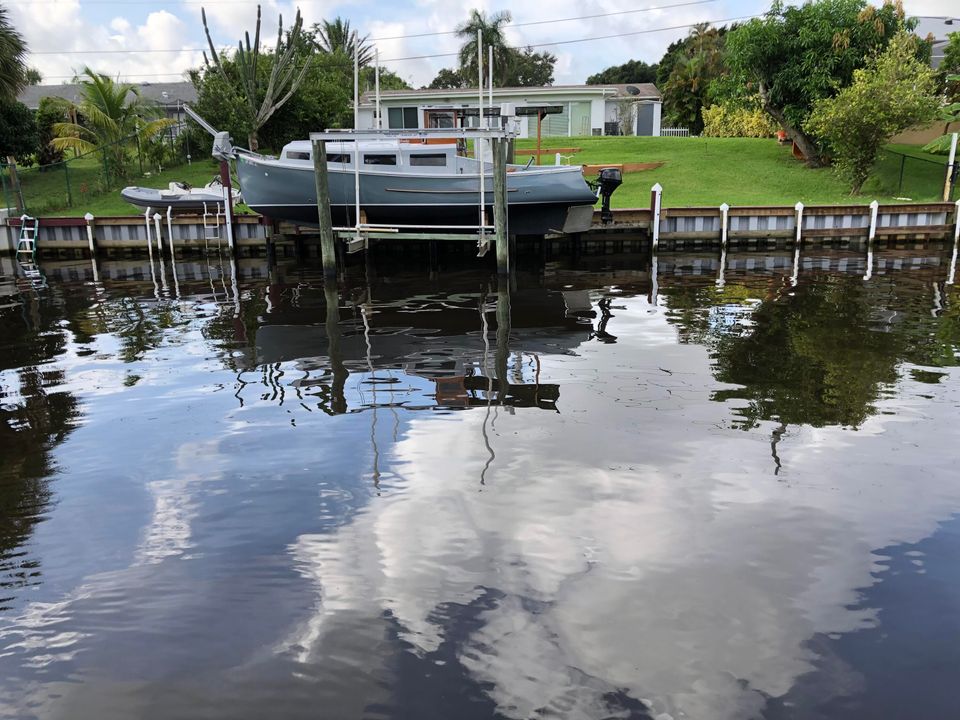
[426,111,455,128]
[409,153,447,167]
[363,154,397,165]
[387,106,419,129]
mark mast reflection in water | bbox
[0,246,959,720]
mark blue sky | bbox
[6,0,956,88]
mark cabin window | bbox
[285,150,311,160]
[363,154,397,166]
[409,153,447,167]
[327,153,351,164]
[387,106,419,129]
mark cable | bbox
[28,13,756,65]
[24,0,720,54]
[371,0,718,40]
[28,14,758,80]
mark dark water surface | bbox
[1,246,959,720]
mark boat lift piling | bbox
[311,138,337,279]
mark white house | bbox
[357,83,662,138]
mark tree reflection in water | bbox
[662,271,960,431]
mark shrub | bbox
[702,104,778,138]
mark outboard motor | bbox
[593,167,623,224]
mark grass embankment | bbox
[514,136,948,207]
[8,158,231,217]
[8,137,947,217]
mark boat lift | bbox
[309,125,514,278]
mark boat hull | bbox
[236,154,599,235]
[120,186,239,213]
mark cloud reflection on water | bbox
[282,295,960,720]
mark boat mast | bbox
[375,49,382,129]
[478,30,485,237]
[488,46,493,130]
[354,42,361,238]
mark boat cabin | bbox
[278,139,469,174]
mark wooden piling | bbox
[492,137,509,275]
[312,138,337,278]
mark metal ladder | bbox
[15,215,45,287]
[16,214,39,261]
[202,202,223,251]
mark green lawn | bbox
[4,136,949,217]
[515,136,949,207]
[3,158,231,217]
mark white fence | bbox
[660,128,690,137]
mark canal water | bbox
[1,246,959,720]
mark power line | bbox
[25,0,720,55]
[370,0,718,40]
[31,14,757,79]
[380,15,760,62]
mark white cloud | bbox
[11,3,203,84]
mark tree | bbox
[427,68,466,89]
[309,17,373,68]
[201,3,312,151]
[35,96,66,166]
[920,80,960,155]
[359,65,410,92]
[24,67,41,85]
[189,51,354,151]
[0,101,37,164]
[507,47,556,86]
[0,4,27,102]
[586,59,658,85]
[456,9,513,87]
[725,0,915,166]
[939,32,960,103]
[807,32,938,193]
[50,67,173,179]
[660,24,726,133]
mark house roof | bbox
[17,81,197,110]
[361,82,660,104]
[911,15,959,67]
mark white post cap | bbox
[719,203,729,212]
[153,213,162,220]
[84,212,94,221]
[869,200,879,209]
[651,183,663,192]
[794,202,804,211]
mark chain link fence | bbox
[876,149,953,201]
[1,125,204,216]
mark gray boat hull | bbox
[236,153,600,235]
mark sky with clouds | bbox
[5,0,959,88]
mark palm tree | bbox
[51,67,173,178]
[0,5,27,102]
[312,18,373,67]
[456,9,513,87]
